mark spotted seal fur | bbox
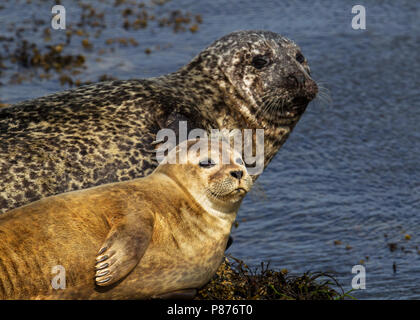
[0,138,251,299]
[0,30,317,214]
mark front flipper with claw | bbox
[95,209,154,286]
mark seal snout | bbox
[287,73,306,88]
[304,77,318,100]
[286,72,318,100]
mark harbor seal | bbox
[0,138,252,299]
[0,30,317,214]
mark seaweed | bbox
[197,255,347,300]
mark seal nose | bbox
[230,170,243,180]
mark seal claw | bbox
[96,255,108,263]
[95,262,109,270]
[94,247,127,286]
[96,270,110,277]
[96,276,112,285]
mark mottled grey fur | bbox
[0,30,317,214]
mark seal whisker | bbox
[260,95,280,120]
[256,94,272,118]
[312,83,332,109]
[259,99,272,118]
[267,96,284,119]
[272,98,283,117]
[263,99,275,118]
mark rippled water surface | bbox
[1,0,419,299]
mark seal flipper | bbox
[95,210,154,286]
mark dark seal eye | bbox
[251,55,269,69]
[199,159,215,168]
[296,52,305,64]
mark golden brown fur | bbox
[0,139,251,299]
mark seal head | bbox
[157,138,252,215]
[182,30,317,128]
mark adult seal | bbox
[0,139,252,299]
[0,30,317,214]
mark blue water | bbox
[1,0,419,299]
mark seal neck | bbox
[166,64,249,127]
[193,193,240,228]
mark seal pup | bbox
[0,30,317,214]
[0,138,252,299]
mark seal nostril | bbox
[230,170,243,180]
[296,74,306,85]
[287,74,306,89]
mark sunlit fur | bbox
[0,139,251,299]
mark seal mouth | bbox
[226,187,248,197]
[284,96,311,117]
[291,96,310,106]
[234,188,247,194]
[207,187,248,200]
[289,79,318,113]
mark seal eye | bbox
[296,52,305,64]
[199,159,215,168]
[251,55,269,69]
